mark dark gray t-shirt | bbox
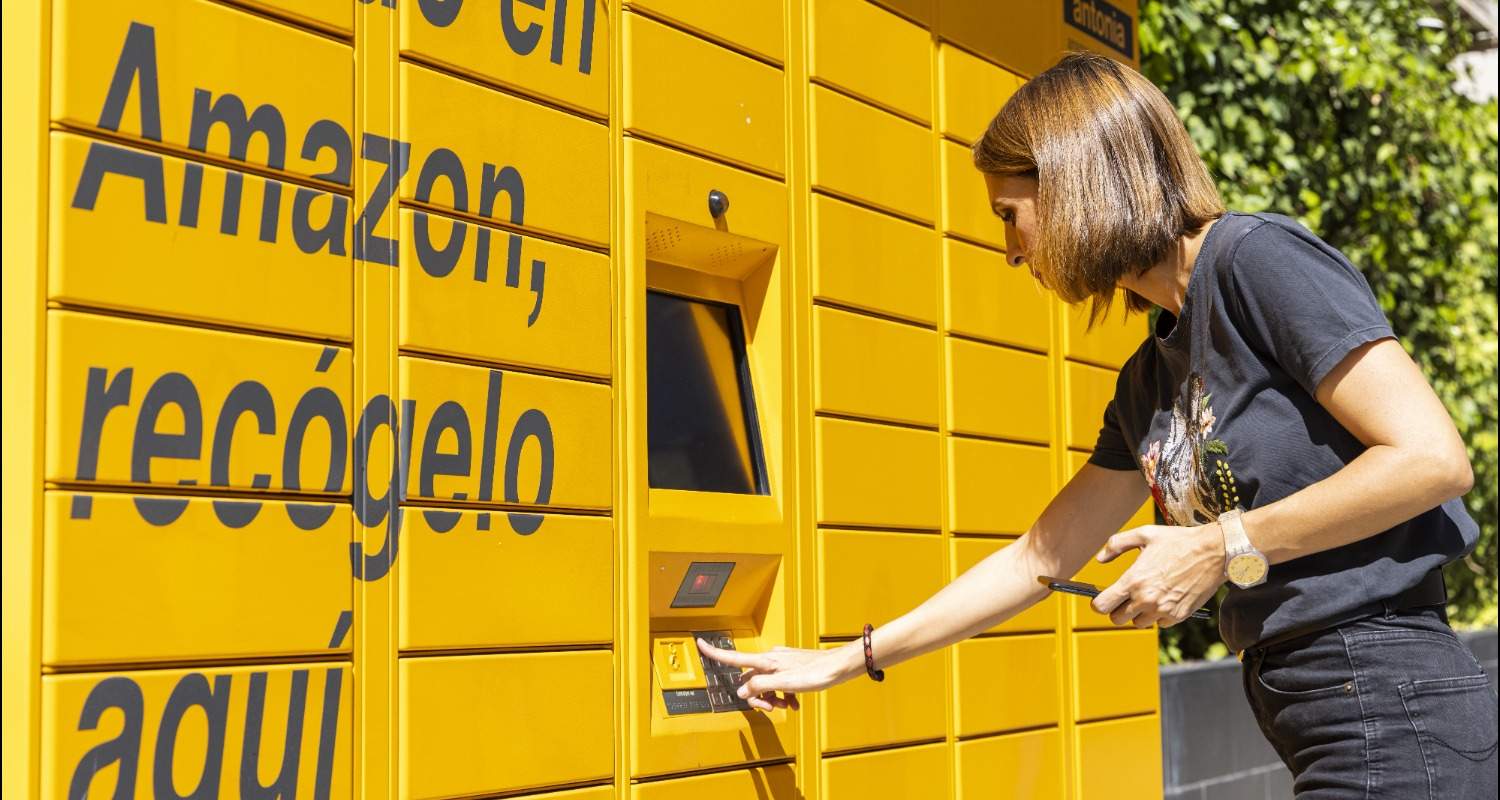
[1089,211,1479,652]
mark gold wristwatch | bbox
[1218,508,1268,588]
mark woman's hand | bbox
[694,639,862,712]
[1091,522,1226,628]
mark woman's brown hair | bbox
[972,51,1224,323]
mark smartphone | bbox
[1038,576,1212,620]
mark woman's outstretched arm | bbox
[698,463,1149,711]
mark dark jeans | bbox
[1241,607,1499,798]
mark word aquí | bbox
[65,657,347,799]
[73,355,555,583]
[73,15,570,323]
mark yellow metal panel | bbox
[400,651,613,798]
[1066,449,1147,628]
[626,138,788,247]
[41,663,352,800]
[810,0,933,123]
[818,529,944,636]
[626,0,785,62]
[815,306,940,426]
[810,85,935,223]
[624,13,785,175]
[630,765,798,800]
[946,437,1050,534]
[941,139,1006,248]
[812,194,938,325]
[821,645,947,751]
[399,356,611,511]
[44,493,349,665]
[1062,296,1149,369]
[871,0,936,27]
[398,210,611,378]
[821,741,951,798]
[815,417,942,530]
[1073,629,1160,721]
[44,311,352,494]
[52,0,353,184]
[937,0,1058,78]
[1075,715,1163,800]
[1065,360,1119,451]
[955,728,1064,800]
[955,635,1060,736]
[400,0,608,116]
[233,0,353,34]
[401,509,611,649]
[532,787,616,800]
[944,237,1051,351]
[49,132,352,340]
[946,338,1050,443]
[400,63,609,247]
[937,44,1021,144]
[952,537,1059,633]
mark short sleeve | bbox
[1229,222,1395,397]
[1088,399,1138,471]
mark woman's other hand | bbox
[694,639,862,712]
[1091,523,1226,628]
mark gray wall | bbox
[1160,628,1497,800]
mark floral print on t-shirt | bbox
[1141,373,1239,526]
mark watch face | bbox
[1227,554,1268,586]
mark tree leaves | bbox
[1143,0,1499,660]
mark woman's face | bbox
[983,172,1043,285]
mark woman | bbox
[698,53,1495,797]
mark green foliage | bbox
[1140,0,1499,661]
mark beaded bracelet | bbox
[862,623,885,682]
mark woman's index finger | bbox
[695,637,767,670]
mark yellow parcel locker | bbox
[809,0,933,122]
[814,306,941,427]
[1063,296,1149,369]
[233,0,354,34]
[400,0,609,116]
[44,493,350,665]
[818,529,945,636]
[400,651,614,798]
[398,208,613,378]
[953,635,1061,736]
[1073,629,1160,721]
[398,355,612,512]
[947,437,1052,535]
[400,509,612,650]
[624,12,786,175]
[941,138,1007,248]
[944,237,1053,352]
[400,62,610,247]
[626,0,786,62]
[1065,360,1121,451]
[623,138,796,779]
[631,765,798,800]
[812,193,939,324]
[817,417,943,530]
[42,662,352,800]
[49,132,353,341]
[821,645,947,752]
[810,85,935,223]
[821,742,951,799]
[44,311,352,495]
[1075,715,1163,800]
[938,43,1023,144]
[52,0,353,184]
[946,338,1051,443]
[956,728,1066,800]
